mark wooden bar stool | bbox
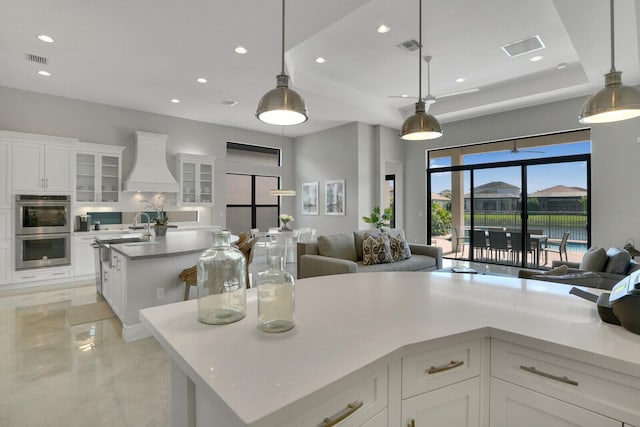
[178,265,197,301]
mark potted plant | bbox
[362,206,392,230]
[279,214,294,231]
[153,214,169,236]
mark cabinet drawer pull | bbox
[520,365,578,386]
[53,272,66,276]
[22,275,36,279]
[427,360,464,375]
[322,400,363,426]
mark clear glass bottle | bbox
[257,255,295,332]
[197,230,247,324]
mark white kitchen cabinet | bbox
[175,153,215,206]
[490,378,621,427]
[75,142,124,204]
[402,377,480,427]
[0,209,11,284]
[108,251,125,320]
[490,338,640,425]
[73,233,98,276]
[0,142,11,208]
[13,143,74,193]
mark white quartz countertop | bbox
[139,272,640,425]
[109,230,216,260]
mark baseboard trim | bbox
[122,322,152,343]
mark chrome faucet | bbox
[133,212,152,239]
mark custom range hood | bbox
[123,131,179,193]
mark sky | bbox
[429,141,590,194]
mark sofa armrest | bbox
[299,255,358,279]
[551,260,581,269]
[297,242,320,278]
[408,244,443,269]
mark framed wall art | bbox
[301,182,319,215]
[325,180,345,215]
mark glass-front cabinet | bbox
[75,142,125,204]
[175,153,215,206]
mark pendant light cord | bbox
[418,0,423,102]
[609,0,616,72]
[281,0,286,75]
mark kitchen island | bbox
[102,230,217,342]
[140,272,640,427]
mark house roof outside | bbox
[529,185,587,198]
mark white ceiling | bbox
[1,0,639,138]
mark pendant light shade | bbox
[579,0,640,124]
[400,0,442,141]
[400,101,442,140]
[256,0,308,126]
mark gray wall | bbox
[0,85,294,227]
[293,122,360,233]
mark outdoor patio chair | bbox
[544,231,570,263]
[472,229,488,260]
[488,230,509,262]
[453,227,469,258]
[510,231,536,265]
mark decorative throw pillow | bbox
[604,247,631,274]
[386,228,412,259]
[362,234,393,265]
[579,247,608,272]
[389,234,411,262]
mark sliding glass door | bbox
[428,154,590,268]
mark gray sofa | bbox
[519,246,640,290]
[297,229,443,279]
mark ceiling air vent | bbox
[501,35,545,57]
[396,39,421,53]
[26,53,48,65]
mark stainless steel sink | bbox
[95,235,149,244]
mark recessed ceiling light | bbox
[222,99,238,106]
[529,55,544,62]
[170,98,180,104]
[557,62,568,70]
[37,70,51,76]
[196,77,207,83]
[37,34,54,43]
[401,94,409,98]
[234,46,248,54]
[377,24,391,34]
[455,78,466,83]
[315,57,326,64]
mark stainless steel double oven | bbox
[15,195,71,270]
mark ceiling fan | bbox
[388,56,480,109]
[508,140,545,154]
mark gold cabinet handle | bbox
[322,400,363,426]
[520,365,578,386]
[427,360,464,374]
[408,419,416,427]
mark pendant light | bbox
[256,0,308,126]
[579,0,640,123]
[400,0,442,140]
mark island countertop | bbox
[139,271,640,426]
[108,230,233,260]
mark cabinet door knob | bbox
[408,419,416,427]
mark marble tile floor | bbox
[0,281,170,427]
